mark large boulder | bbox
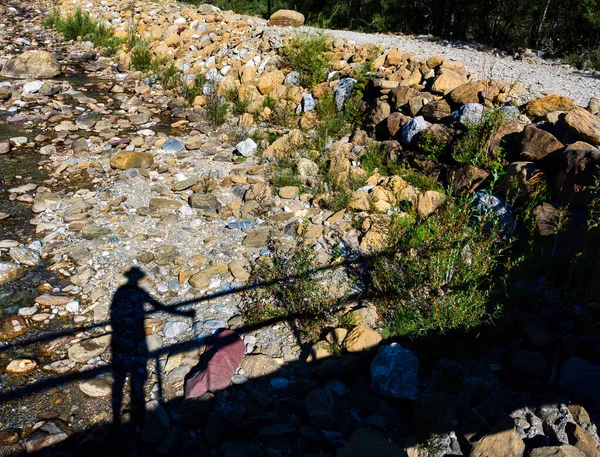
[560,357,600,411]
[565,107,600,145]
[268,9,305,27]
[184,329,244,399]
[0,51,61,79]
[431,68,468,95]
[524,95,576,119]
[554,145,600,206]
[370,343,419,400]
[520,124,564,161]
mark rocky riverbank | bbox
[1,0,600,456]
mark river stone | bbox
[0,315,27,340]
[32,193,61,213]
[185,329,245,399]
[164,321,190,338]
[0,262,23,284]
[189,193,221,211]
[79,377,112,397]
[8,246,41,266]
[529,446,585,457]
[235,138,257,157]
[5,358,37,375]
[161,138,185,153]
[344,325,382,352]
[35,294,71,307]
[565,108,600,145]
[305,388,340,429]
[560,356,600,411]
[189,265,228,289]
[339,427,407,457]
[370,343,419,400]
[240,354,280,379]
[471,423,526,457]
[23,80,43,95]
[24,420,71,454]
[172,177,200,191]
[0,51,61,79]
[110,151,154,170]
[68,334,111,362]
[75,111,102,130]
[0,429,19,446]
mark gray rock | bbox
[75,111,102,130]
[23,80,43,95]
[370,343,419,400]
[297,93,317,114]
[164,321,190,338]
[305,388,341,429]
[162,138,185,153]
[189,193,221,211]
[453,102,485,127]
[560,357,600,411]
[401,116,430,145]
[333,77,357,111]
[284,71,300,87]
[472,190,517,236]
[235,138,257,157]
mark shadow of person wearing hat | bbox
[110,267,194,448]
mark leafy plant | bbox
[242,240,350,341]
[271,157,304,188]
[452,109,506,173]
[185,73,208,105]
[418,129,449,161]
[372,196,507,338]
[225,89,250,115]
[131,45,153,72]
[204,90,229,126]
[283,32,331,88]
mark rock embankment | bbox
[0,0,599,456]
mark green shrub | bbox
[242,240,350,341]
[452,109,506,173]
[360,142,402,176]
[225,89,250,115]
[271,158,304,188]
[283,32,331,88]
[418,129,449,161]
[185,73,208,105]
[158,64,182,91]
[371,196,506,338]
[205,91,229,127]
[131,45,153,72]
[47,8,124,56]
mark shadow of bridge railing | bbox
[0,252,599,457]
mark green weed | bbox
[242,241,350,341]
[453,109,506,174]
[283,32,331,88]
[373,196,507,338]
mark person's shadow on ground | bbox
[110,267,194,451]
